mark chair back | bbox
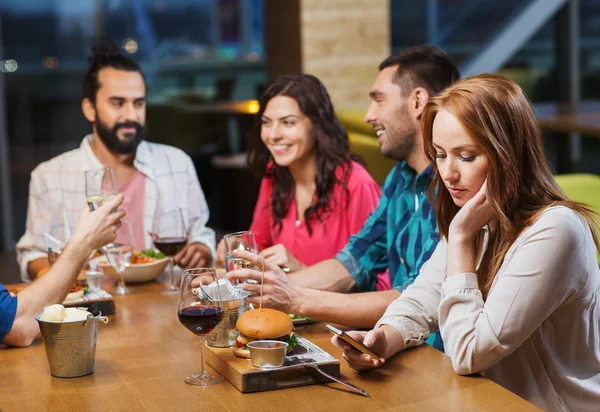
[555,174,600,264]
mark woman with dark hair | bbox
[333,74,600,411]
[220,73,382,278]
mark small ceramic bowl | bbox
[247,340,288,368]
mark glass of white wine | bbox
[105,219,135,295]
[223,230,260,284]
[84,167,118,211]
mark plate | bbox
[289,315,315,326]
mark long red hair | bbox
[422,74,600,299]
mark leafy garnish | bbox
[140,249,166,259]
[288,314,313,322]
[286,333,299,349]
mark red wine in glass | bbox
[178,305,225,336]
[154,237,188,256]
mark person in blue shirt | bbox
[0,195,124,347]
[226,46,460,341]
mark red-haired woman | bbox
[333,74,600,411]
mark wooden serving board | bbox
[63,290,115,316]
[205,336,340,393]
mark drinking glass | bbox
[84,167,118,211]
[178,268,225,386]
[223,230,260,279]
[105,219,134,295]
[153,207,188,295]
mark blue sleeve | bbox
[335,164,400,292]
[0,284,18,342]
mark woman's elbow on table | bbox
[451,358,480,376]
[447,341,487,376]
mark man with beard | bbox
[16,41,215,281]
[225,46,459,351]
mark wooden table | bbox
[533,100,600,172]
[0,282,539,411]
[535,100,600,138]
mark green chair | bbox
[336,109,396,185]
[348,132,396,186]
[337,108,376,137]
[555,174,600,264]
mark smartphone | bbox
[325,324,379,358]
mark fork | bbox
[289,358,370,398]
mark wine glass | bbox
[153,207,188,295]
[223,230,260,283]
[178,268,225,386]
[105,219,134,295]
[84,167,118,211]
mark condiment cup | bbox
[247,340,288,368]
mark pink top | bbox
[250,161,390,289]
[118,170,146,250]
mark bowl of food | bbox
[96,249,169,283]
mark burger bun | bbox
[236,308,293,339]
[64,288,84,302]
[232,346,251,358]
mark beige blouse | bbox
[377,206,600,412]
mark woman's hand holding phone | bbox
[329,327,388,371]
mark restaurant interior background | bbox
[1,0,599,284]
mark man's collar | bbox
[81,134,154,180]
[399,161,433,178]
[80,135,104,169]
[132,140,154,180]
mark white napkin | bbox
[196,278,243,301]
[44,232,65,252]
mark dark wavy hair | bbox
[83,39,146,104]
[247,73,363,235]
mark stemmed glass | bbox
[223,230,260,278]
[178,268,225,386]
[84,167,118,211]
[153,207,188,295]
[105,219,135,295]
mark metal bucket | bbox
[36,314,108,378]
[205,290,249,348]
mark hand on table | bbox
[174,242,212,269]
[260,244,305,273]
[225,249,302,312]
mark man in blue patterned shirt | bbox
[227,46,460,349]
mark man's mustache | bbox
[113,122,143,131]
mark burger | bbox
[38,266,87,302]
[65,270,87,302]
[233,308,299,358]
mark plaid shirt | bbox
[336,161,439,292]
[16,135,215,282]
[336,162,444,351]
